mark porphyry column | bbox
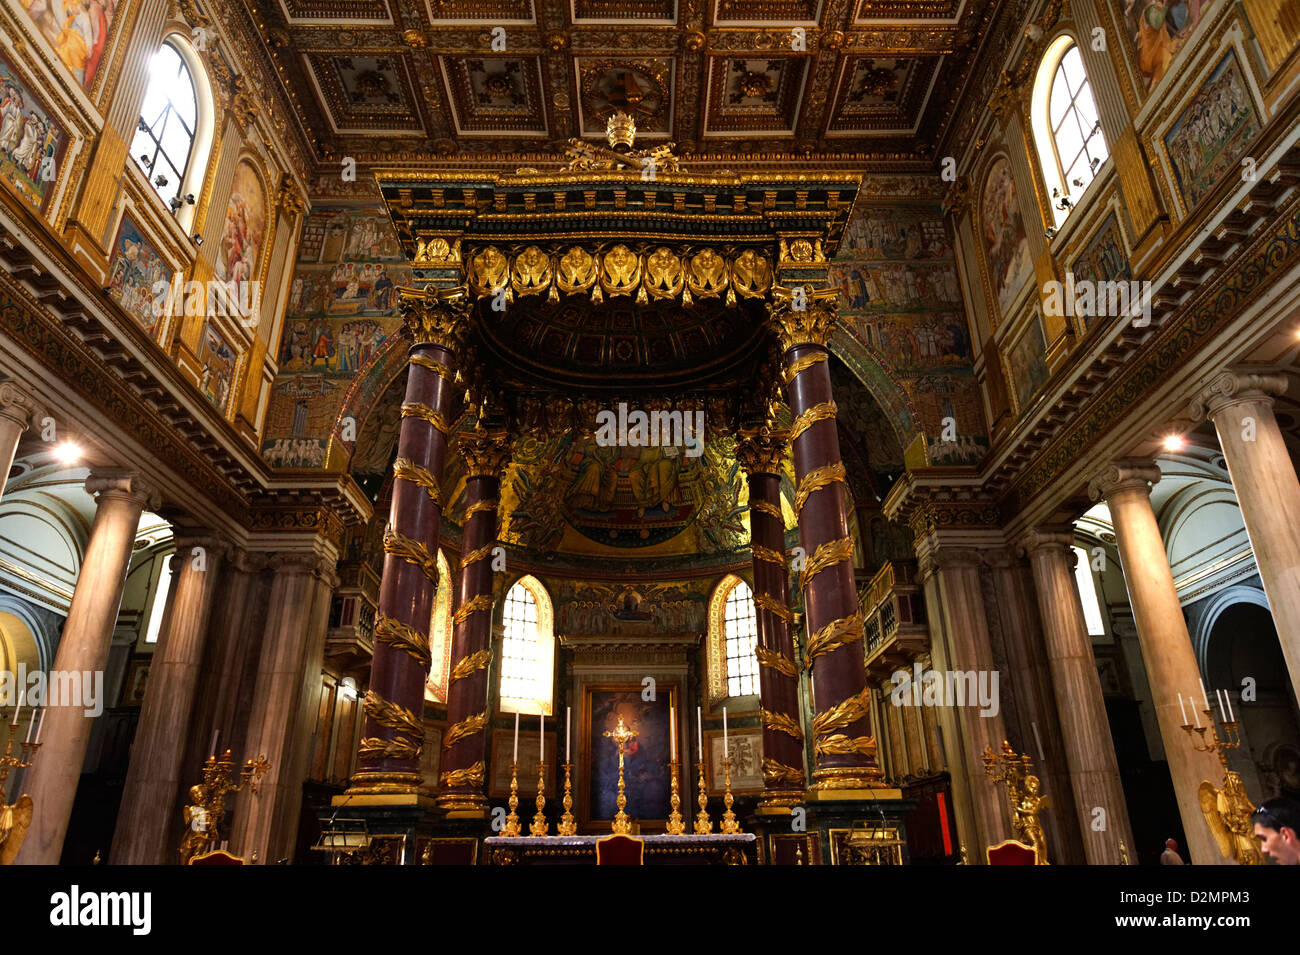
[736,425,804,807]
[1088,461,1227,865]
[16,470,159,864]
[769,287,881,790]
[1192,371,1300,707]
[437,425,511,815]
[348,286,467,798]
[1020,528,1133,864]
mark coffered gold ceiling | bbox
[241,0,1007,167]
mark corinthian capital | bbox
[398,285,471,350]
[458,425,512,478]
[1188,369,1288,421]
[735,426,789,477]
[767,285,839,351]
[1087,459,1160,502]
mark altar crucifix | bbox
[603,715,638,834]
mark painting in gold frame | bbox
[580,682,678,831]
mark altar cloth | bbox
[483,833,756,865]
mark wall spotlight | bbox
[153,174,168,188]
[1044,227,1057,239]
[191,233,204,245]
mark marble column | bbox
[437,426,510,815]
[1020,529,1133,864]
[348,287,466,799]
[0,382,37,495]
[769,288,881,790]
[111,534,228,864]
[229,551,338,864]
[736,425,804,807]
[985,549,1086,865]
[1192,371,1300,706]
[16,470,159,864]
[915,546,1012,855]
[1088,461,1227,865]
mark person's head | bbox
[1165,838,1178,852]
[1252,798,1300,865]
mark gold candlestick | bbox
[694,760,712,834]
[666,760,685,834]
[503,761,522,836]
[603,715,637,835]
[558,761,576,835]
[0,727,40,863]
[720,756,741,833]
[1181,707,1261,865]
[530,761,549,836]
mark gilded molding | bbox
[383,526,440,582]
[794,461,847,516]
[805,611,865,667]
[449,648,492,682]
[392,457,442,507]
[363,690,424,740]
[374,614,433,669]
[761,707,803,740]
[799,536,855,591]
[444,711,489,748]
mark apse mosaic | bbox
[19,0,117,92]
[0,52,68,213]
[1163,50,1261,211]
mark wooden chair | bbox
[985,839,1039,866]
[595,834,645,865]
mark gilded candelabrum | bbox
[603,715,638,834]
[1182,705,1262,865]
[503,762,522,837]
[666,760,685,834]
[694,760,713,834]
[530,761,549,836]
[179,749,270,864]
[0,727,40,864]
[720,757,741,834]
[982,739,1049,864]
[558,762,576,836]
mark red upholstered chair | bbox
[596,834,645,866]
[985,840,1038,866]
[188,849,246,865]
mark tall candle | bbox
[566,706,571,763]
[723,706,729,759]
[25,708,35,743]
[1216,689,1227,723]
[513,711,520,763]
[1192,704,1201,728]
[670,705,677,762]
[697,706,703,759]
[34,707,45,744]
[209,729,219,757]
[1179,694,1188,726]
[1200,678,1210,711]
[539,713,544,763]
[10,694,19,728]
[1226,691,1235,722]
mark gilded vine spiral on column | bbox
[783,351,827,383]
[754,592,792,622]
[751,543,786,567]
[408,352,454,382]
[749,498,782,521]
[444,711,489,748]
[464,498,498,519]
[401,401,452,435]
[790,400,837,444]
[761,707,803,740]
[799,536,855,591]
[392,457,441,507]
[383,526,440,582]
[359,735,422,761]
[811,687,872,739]
[762,758,806,787]
[374,614,433,669]
[453,592,493,626]
[794,461,846,515]
[462,544,495,566]
[805,611,864,666]
[814,734,876,757]
[363,690,424,739]
[756,645,797,678]
[440,761,485,789]
[449,649,492,682]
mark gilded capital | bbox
[768,285,839,351]
[1087,460,1161,502]
[458,426,512,479]
[398,285,471,351]
[1189,369,1288,422]
[735,426,789,477]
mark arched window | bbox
[498,576,555,716]
[707,575,760,704]
[131,37,213,224]
[425,550,453,703]
[1032,36,1109,226]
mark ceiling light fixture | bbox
[1162,434,1186,452]
[53,440,83,465]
